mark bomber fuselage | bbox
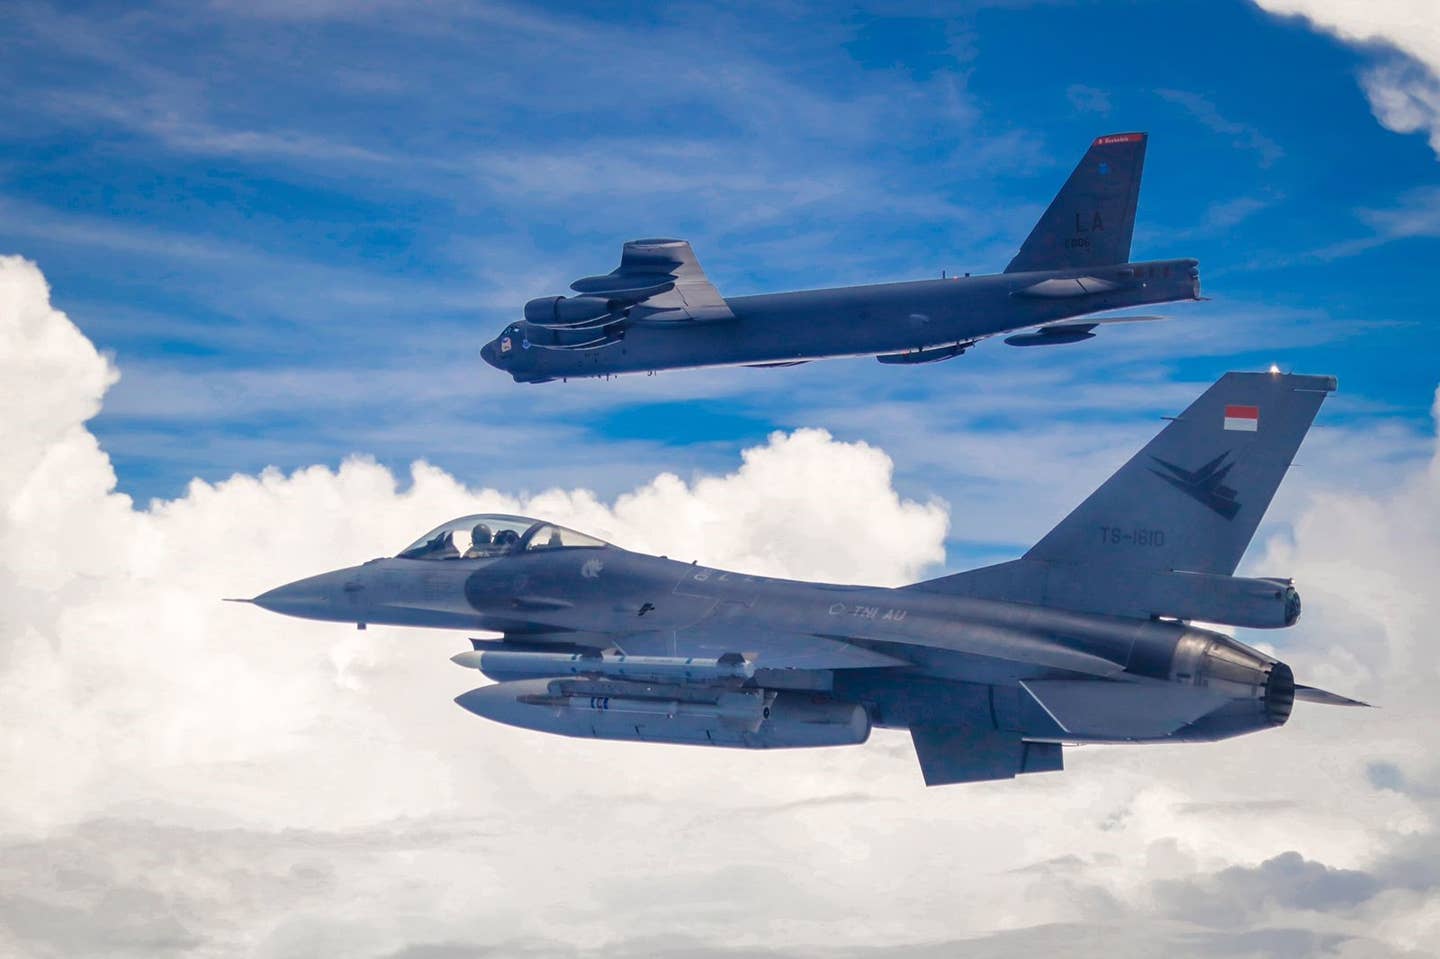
[481,259,1200,383]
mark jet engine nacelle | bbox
[455,678,870,749]
[1124,622,1295,742]
[522,295,616,329]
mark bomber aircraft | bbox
[482,132,1201,383]
[237,371,1367,785]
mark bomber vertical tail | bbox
[1005,133,1147,274]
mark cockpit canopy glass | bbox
[396,514,608,560]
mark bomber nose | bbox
[480,339,499,368]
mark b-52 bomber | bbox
[481,132,1200,383]
[238,371,1367,785]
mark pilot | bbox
[494,528,521,551]
[464,523,493,558]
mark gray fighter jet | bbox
[238,371,1367,785]
[481,133,1201,383]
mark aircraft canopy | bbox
[396,514,608,560]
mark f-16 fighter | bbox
[483,133,1201,383]
[238,371,1366,785]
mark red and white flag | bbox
[1224,404,1259,432]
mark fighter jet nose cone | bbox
[252,571,344,620]
[252,583,305,615]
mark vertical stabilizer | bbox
[1023,371,1335,576]
[907,372,1336,612]
[1005,133,1147,274]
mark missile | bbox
[450,649,755,686]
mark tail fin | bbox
[1005,133,1147,274]
[910,372,1336,611]
[1023,371,1335,575]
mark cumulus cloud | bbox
[2,253,1440,957]
[1252,0,1440,158]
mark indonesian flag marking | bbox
[1224,404,1259,432]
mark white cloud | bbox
[1252,0,1440,158]
[3,254,1440,956]
[1066,83,1111,114]
[1155,88,1285,166]
[0,253,946,832]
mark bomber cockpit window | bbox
[395,514,609,560]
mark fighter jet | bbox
[239,371,1367,785]
[481,132,1201,383]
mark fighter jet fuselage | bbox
[243,372,1368,785]
[254,538,1292,752]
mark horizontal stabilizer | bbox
[1013,276,1125,298]
[1004,314,1163,347]
[525,333,625,352]
[1022,679,1231,739]
[1295,685,1372,707]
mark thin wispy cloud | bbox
[1155,87,1286,166]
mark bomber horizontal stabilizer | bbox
[1012,276,1127,298]
[1005,314,1163,347]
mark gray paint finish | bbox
[481,133,1202,382]
[240,372,1367,786]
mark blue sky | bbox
[3,0,1438,565]
[8,5,1440,955]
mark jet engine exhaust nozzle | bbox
[1265,661,1296,727]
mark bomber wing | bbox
[574,238,734,324]
[521,238,734,342]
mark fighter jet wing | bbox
[611,625,909,671]
[568,238,734,323]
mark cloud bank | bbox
[1253,0,1440,158]
[2,255,1439,957]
